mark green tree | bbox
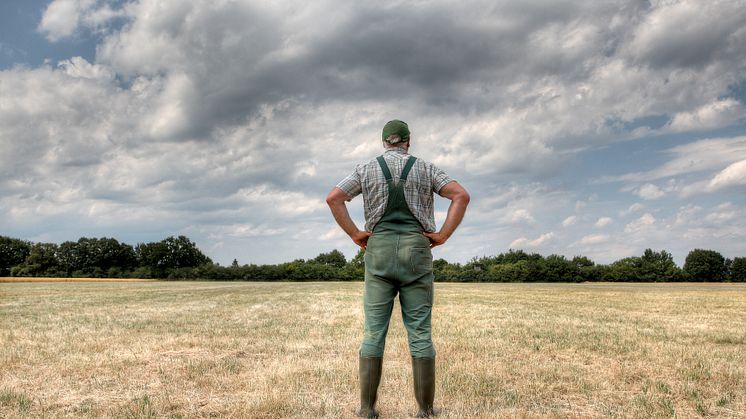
[57,237,136,276]
[90,237,137,273]
[350,248,365,268]
[683,249,727,282]
[572,255,594,268]
[488,261,530,282]
[136,241,168,271]
[543,254,574,282]
[571,255,595,282]
[162,235,211,268]
[639,249,681,282]
[730,257,746,282]
[607,256,642,282]
[12,243,61,277]
[57,240,84,276]
[136,236,211,277]
[433,258,465,282]
[0,236,31,276]
[313,249,347,268]
[496,249,534,264]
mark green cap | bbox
[382,120,410,144]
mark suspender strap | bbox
[400,156,417,181]
[376,155,417,182]
[376,156,393,181]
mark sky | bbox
[1,0,746,267]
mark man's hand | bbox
[350,230,373,249]
[427,181,470,249]
[327,187,372,248]
[423,231,449,248]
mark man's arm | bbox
[423,181,470,248]
[325,187,372,249]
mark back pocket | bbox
[364,242,393,278]
[410,247,433,276]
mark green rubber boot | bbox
[412,357,440,417]
[357,356,382,418]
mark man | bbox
[326,120,470,418]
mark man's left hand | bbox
[423,231,449,248]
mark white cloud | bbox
[703,202,738,224]
[217,223,285,238]
[600,136,746,184]
[674,205,703,226]
[235,185,326,216]
[578,201,746,265]
[619,203,644,217]
[144,72,196,140]
[679,159,746,197]
[636,183,665,200]
[594,217,613,228]
[562,215,577,227]
[38,0,91,41]
[510,232,555,249]
[505,209,535,224]
[579,234,609,245]
[705,211,737,224]
[624,213,656,233]
[38,0,124,41]
[669,99,745,132]
[320,227,347,241]
[707,159,746,191]
[58,56,114,80]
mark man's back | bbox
[336,147,453,233]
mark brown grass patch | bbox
[0,281,744,418]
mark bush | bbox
[2,232,744,284]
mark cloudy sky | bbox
[1,0,746,266]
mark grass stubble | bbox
[0,281,744,418]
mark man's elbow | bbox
[326,188,346,206]
[457,190,470,206]
[325,192,337,207]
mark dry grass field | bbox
[1,281,745,418]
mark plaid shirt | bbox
[336,147,453,232]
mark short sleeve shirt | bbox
[336,147,453,232]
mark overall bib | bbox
[360,155,436,359]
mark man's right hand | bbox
[350,230,372,249]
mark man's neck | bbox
[384,145,409,154]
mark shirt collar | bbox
[384,147,408,156]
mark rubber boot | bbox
[412,357,440,417]
[357,356,382,418]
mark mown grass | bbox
[1,281,744,418]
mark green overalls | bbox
[360,155,436,359]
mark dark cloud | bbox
[625,1,746,70]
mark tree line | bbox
[1,234,745,282]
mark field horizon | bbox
[0,277,157,283]
[1,281,745,418]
